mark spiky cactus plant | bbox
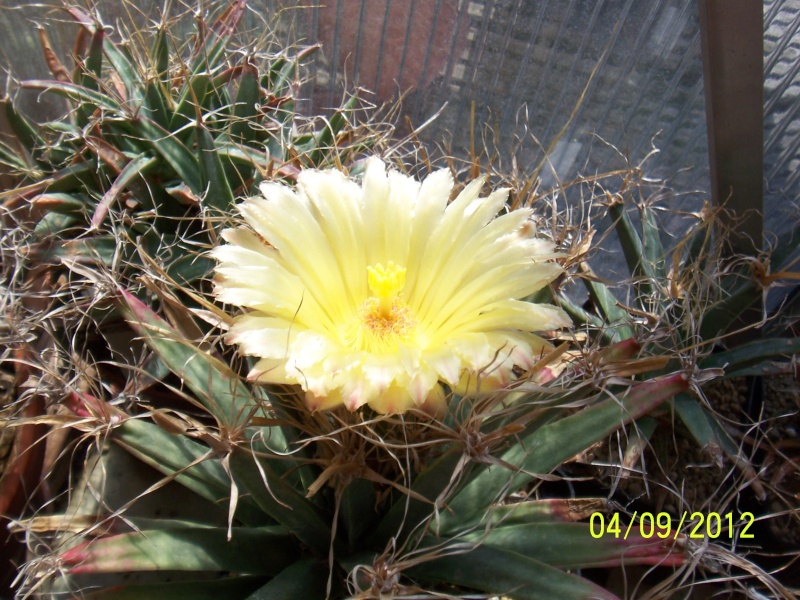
[4,2,794,599]
[552,162,800,496]
[0,0,364,590]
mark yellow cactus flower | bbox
[212,158,571,414]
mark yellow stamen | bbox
[367,261,406,318]
[342,262,415,353]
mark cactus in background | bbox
[553,160,800,514]
[0,0,361,289]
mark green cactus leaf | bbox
[33,235,117,265]
[366,448,466,548]
[135,117,202,193]
[81,27,106,82]
[2,99,43,163]
[607,201,657,297]
[698,278,760,341]
[65,6,144,96]
[0,140,30,172]
[113,418,268,526]
[442,373,689,531]
[92,154,158,227]
[228,447,334,558]
[699,337,800,373]
[73,577,266,600]
[231,65,262,145]
[672,392,739,457]
[245,558,329,599]
[29,193,87,216]
[165,253,216,285]
[43,161,97,192]
[100,42,143,99]
[266,56,297,98]
[302,95,358,167]
[34,211,79,235]
[771,221,800,270]
[641,205,666,279]
[59,525,297,575]
[215,144,269,169]
[170,75,212,137]
[339,477,379,550]
[190,0,247,74]
[682,218,715,271]
[22,79,123,113]
[580,266,635,341]
[556,292,609,332]
[722,362,798,377]
[151,27,170,87]
[73,27,105,126]
[407,545,620,600]
[483,498,607,527]
[114,289,262,428]
[451,522,686,569]
[265,45,318,97]
[197,121,236,214]
[143,79,171,129]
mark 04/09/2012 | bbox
[589,511,755,540]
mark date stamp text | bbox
[589,511,755,540]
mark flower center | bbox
[346,262,416,353]
[367,261,406,317]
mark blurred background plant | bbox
[0,1,797,599]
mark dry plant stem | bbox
[0,268,55,516]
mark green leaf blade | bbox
[60,526,296,575]
[197,122,236,214]
[228,448,333,558]
[408,545,620,600]
[245,558,329,600]
[114,289,262,428]
[112,418,267,526]
[443,373,689,531]
[458,522,687,569]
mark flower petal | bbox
[227,314,297,358]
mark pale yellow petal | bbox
[437,300,571,338]
[338,370,379,411]
[216,227,278,260]
[214,159,573,415]
[226,314,297,358]
[379,169,417,264]
[422,345,462,385]
[305,388,346,412]
[406,365,440,405]
[368,383,417,414]
[422,262,564,334]
[404,167,453,294]
[417,384,448,418]
[297,168,367,306]
[362,158,391,266]
[248,357,294,384]
[406,177,491,301]
[361,353,408,394]
[446,332,496,373]
[239,193,351,326]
